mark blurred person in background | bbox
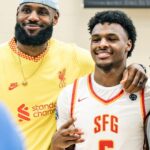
[0,103,24,150]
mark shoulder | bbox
[144,78,150,114]
[49,38,93,60]
[145,78,150,96]
[58,75,89,98]
[58,83,75,101]
[48,38,94,72]
[0,41,11,60]
[57,75,88,108]
[0,41,9,51]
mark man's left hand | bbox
[120,63,148,93]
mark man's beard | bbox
[15,23,53,46]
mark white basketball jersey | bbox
[70,74,146,150]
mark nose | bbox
[28,11,39,22]
[99,38,109,49]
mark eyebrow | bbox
[92,33,118,37]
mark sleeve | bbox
[56,84,73,129]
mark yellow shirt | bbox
[0,38,94,150]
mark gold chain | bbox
[18,53,45,86]
[9,38,49,86]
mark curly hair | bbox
[88,10,137,57]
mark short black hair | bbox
[88,10,137,57]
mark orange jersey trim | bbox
[70,79,78,118]
[87,74,124,105]
[9,38,48,62]
[140,89,146,120]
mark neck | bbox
[16,41,48,57]
[94,65,126,87]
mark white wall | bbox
[0,0,18,43]
[0,0,150,74]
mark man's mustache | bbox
[22,21,44,27]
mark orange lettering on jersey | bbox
[111,115,118,133]
[94,114,118,134]
[103,114,109,131]
[94,115,101,133]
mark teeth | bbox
[95,49,110,54]
[95,49,101,54]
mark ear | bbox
[16,7,20,16]
[53,12,59,26]
[126,39,132,52]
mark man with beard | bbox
[0,0,148,150]
[51,11,150,150]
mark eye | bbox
[38,8,49,16]
[108,37,118,42]
[108,36,118,42]
[91,36,101,42]
[21,7,32,14]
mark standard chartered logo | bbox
[32,102,56,117]
[18,104,30,122]
[17,102,56,122]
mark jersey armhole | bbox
[70,79,78,118]
[141,89,146,121]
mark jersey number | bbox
[99,140,114,150]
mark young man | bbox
[0,0,147,149]
[52,10,150,150]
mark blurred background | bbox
[0,0,150,74]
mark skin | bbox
[16,3,59,57]
[50,118,84,150]
[90,23,147,91]
[120,64,147,93]
[90,22,132,86]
